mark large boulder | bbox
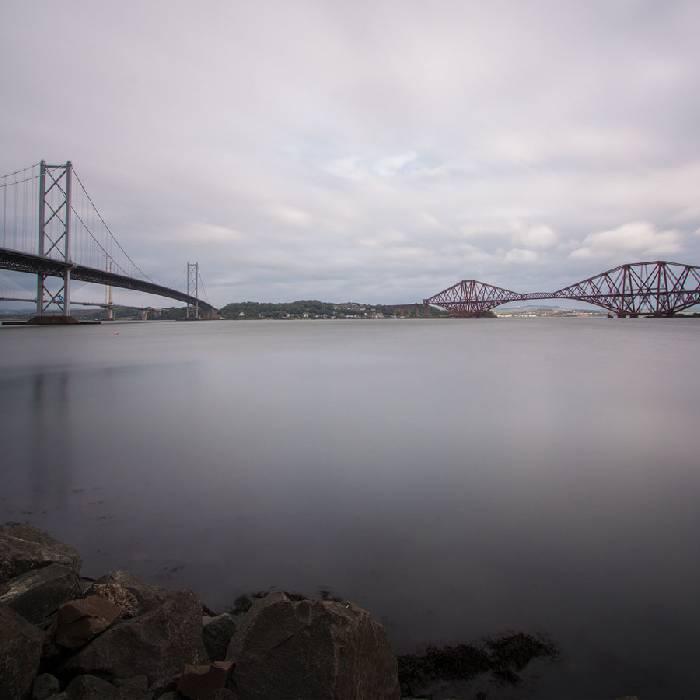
[63,589,208,689]
[0,563,81,627]
[55,595,121,648]
[0,523,81,584]
[226,593,400,699]
[202,613,236,661]
[0,604,44,700]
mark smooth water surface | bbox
[1,319,699,698]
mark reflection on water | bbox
[1,319,699,698]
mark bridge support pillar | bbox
[35,160,73,318]
[186,262,199,319]
[104,256,113,320]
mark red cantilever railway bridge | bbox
[423,261,700,317]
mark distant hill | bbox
[1,301,451,321]
[218,300,450,319]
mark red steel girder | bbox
[424,261,700,316]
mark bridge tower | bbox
[104,255,114,320]
[186,261,199,320]
[36,161,72,317]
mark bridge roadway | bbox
[0,246,215,313]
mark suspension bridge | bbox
[0,160,217,322]
[424,261,700,317]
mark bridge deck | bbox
[0,247,215,312]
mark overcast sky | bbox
[2,0,700,307]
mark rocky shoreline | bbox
[1,522,403,699]
[1,523,568,700]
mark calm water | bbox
[1,319,699,698]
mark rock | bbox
[64,589,208,689]
[226,592,400,699]
[0,523,81,584]
[0,563,81,627]
[65,674,152,699]
[177,661,234,699]
[87,581,139,618]
[211,691,236,699]
[78,578,95,596]
[45,695,68,700]
[203,613,236,661]
[55,595,121,648]
[225,591,287,660]
[89,570,171,618]
[113,675,149,691]
[0,604,44,700]
[33,673,60,699]
[65,675,118,699]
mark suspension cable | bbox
[197,269,211,305]
[70,204,130,277]
[72,168,152,281]
[0,163,40,180]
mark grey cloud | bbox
[1,0,700,306]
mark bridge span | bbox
[424,261,700,317]
[0,247,215,315]
[0,160,216,320]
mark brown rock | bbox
[0,563,81,627]
[226,592,400,699]
[0,604,44,700]
[178,661,234,699]
[56,595,121,648]
[0,523,81,584]
[88,570,170,618]
[88,582,139,618]
[63,589,207,689]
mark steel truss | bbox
[424,261,700,317]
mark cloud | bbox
[2,2,700,306]
[570,222,683,260]
[324,157,366,181]
[272,206,313,227]
[512,224,558,249]
[187,223,244,243]
[325,151,430,181]
[373,152,418,177]
[504,248,539,263]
